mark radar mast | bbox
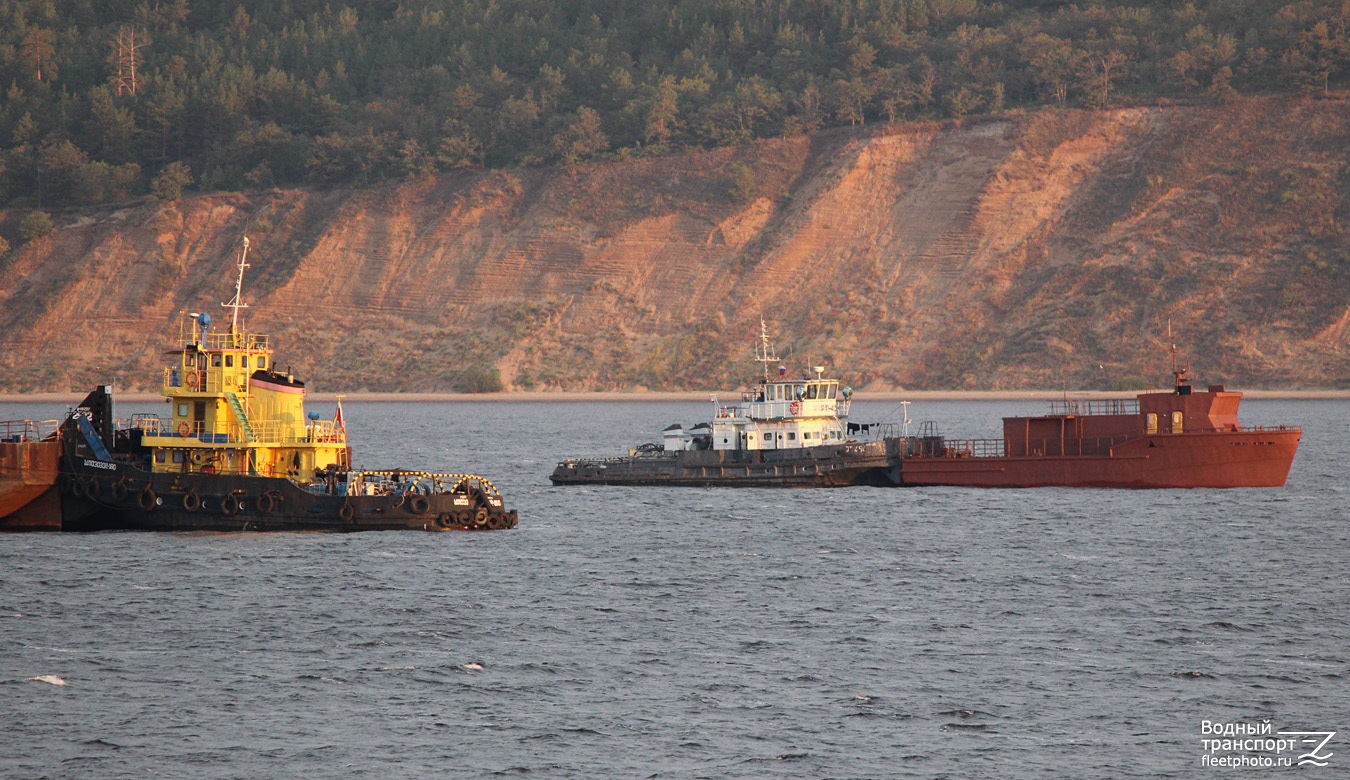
[754,316,781,382]
[223,236,251,344]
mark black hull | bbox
[59,464,516,533]
[550,442,900,488]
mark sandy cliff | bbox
[1,97,1346,394]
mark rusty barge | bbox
[901,384,1300,488]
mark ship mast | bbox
[222,237,251,345]
[754,316,781,382]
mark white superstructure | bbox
[663,319,854,452]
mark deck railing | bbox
[128,416,344,445]
[0,419,59,442]
[1047,398,1140,416]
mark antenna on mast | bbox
[223,236,251,342]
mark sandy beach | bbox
[3,388,1347,404]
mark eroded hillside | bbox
[1,97,1347,394]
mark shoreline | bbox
[3,389,1347,404]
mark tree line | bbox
[1,0,1347,210]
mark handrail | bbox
[1047,398,1140,416]
[0,419,60,442]
[129,416,345,445]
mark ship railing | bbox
[845,421,900,440]
[346,470,501,499]
[1047,398,1140,416]
[931,438,1007,458]
[132,417,346,445]
[195,332,271,351]
[162,368,253,395]
[0,418,59,442]
[726,397,847,419]
[557,450,678,466]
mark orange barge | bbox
[899,381,1300,488]
[0,420,62,530]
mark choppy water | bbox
[2,398,1346,778]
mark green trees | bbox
[0,0,1344,209]
[19,210,53,242]
[151,161,192,200]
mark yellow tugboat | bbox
[57,238,517,532]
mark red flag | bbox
[334,399,346,435]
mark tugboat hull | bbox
[550,441,901,488]
[58,462,516,532]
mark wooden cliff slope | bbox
[1,97,1346,393]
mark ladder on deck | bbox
[224,392,256,442]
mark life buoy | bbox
[340,503,355,522]
[258,492,275,514]
[789,401,802,415]
[409,495,430,515]
[183,490,200,512]
[139,487,157,511]
[222,493,240,516]
[112,479,129,501]
[178,422,192,438]
[186,372,199,389]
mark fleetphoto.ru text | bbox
[1200,720,1336,768]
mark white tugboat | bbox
[550,320,903,487]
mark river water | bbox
[2,398,1346,778]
